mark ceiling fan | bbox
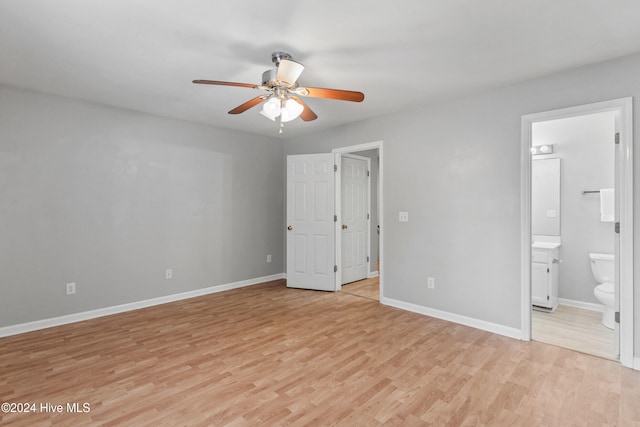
[193,51,364,132]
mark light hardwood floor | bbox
[532,305,616,361]
[341,277,379,301]
[1,279,639,426]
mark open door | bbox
[286,154,336,291]
[341,154,370,284]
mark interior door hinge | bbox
[367,213,370,220]
[367,256,370,262]
[334,215,337,222]
[334,265,338,273]
[547,295,549,301]
[367,170,370,177]
[334,164,337,172]
[615,132,620,145]
[547,267,549,273]
[615,311,620,323]
[615,222,620,234]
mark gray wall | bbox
[284,52,640,356]
[532,112,615,304]
[0,85,284,327]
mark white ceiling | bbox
[2,0,640,138]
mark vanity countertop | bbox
[532,242,561,250]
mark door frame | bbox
[520,97,634,368]
[339,153,372,285]
[333,141,383,296]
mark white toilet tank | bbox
[589,253,614,283]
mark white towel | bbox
[600,188,614,222]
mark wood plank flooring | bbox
[532,305,616,361]
[1,279,639,426]
[341,277,379,301]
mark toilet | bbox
[589,253,615,329]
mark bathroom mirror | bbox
[532,158,561,236]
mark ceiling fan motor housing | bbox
[262,69,277,87]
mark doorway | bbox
[520,98,633,368]
[339,150,381,302]
[285,141,384,299]
[334,141,383,301]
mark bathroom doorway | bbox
[520,98,633,367]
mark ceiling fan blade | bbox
[291,96,317,121]
[300,87,364,102]
[276,59,305,85]
[228,96,267,114]
[193,80,257,89]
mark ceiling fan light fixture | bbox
[259,110,276,121]
[260,97,303,123]
[280,98,304,122]
[261,97,281,120]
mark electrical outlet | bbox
[165,269,173,280]
[65,282,76,295]
[399,211,409,222]
[267,254,272,263]
[427,277,435,289]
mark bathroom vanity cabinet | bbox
[531,243,560,311]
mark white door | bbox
[341,155,369,284]
[286,154,336,291]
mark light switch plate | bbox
[546,210,557,218]
[399,211,409,222]
[65,282,76,295]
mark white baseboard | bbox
[558,298,604,312]
[0,273,285,338]
[368,271,379,279]
[635,357,640,371]
[380,297,522,340]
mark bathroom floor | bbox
[532,305,616,360]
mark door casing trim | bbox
[520,97,634,368]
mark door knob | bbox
[287,226,293,231]
[342,224,348,229]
